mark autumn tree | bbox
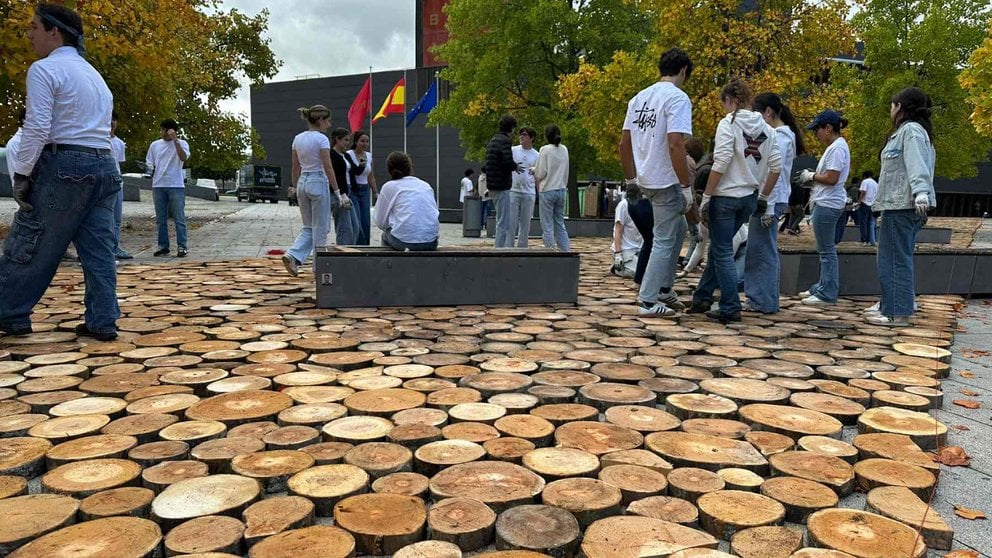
[839,0,992,178]
[960,19,992,138]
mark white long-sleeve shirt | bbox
[710,109,781,198]
[5,130,22,178]
[373,176,440,244]
[146,138,190,188]
[534,144,569,192]
[14,46,113,176]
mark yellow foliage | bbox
[961,20,992,137]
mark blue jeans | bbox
[351,184,372,245]
[877,210,923,317]
[0,150,121,334]
[491,190,512,247]
[539,189,569,251]
[809,205,844,302]
[744,203,788,312]
[287,171,331,266]
[480,199,494,228]
[153,187,188,250]
[332,193,359,245]
[382,230,438,251]
[693,193,755,316]
[113,187,124,254]
[859,204,877,244]
[506,191,536,248]
[638,185,687,303]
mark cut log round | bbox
[427,388,483,410]
[680,419,750,440]
[744,431,794,457]
[626,495,699,525]
[263,425,320,450]
[343,388,426,417]
[442,422,500,443]
[28,414,111,442]
[333,493,427,556]
[322,416,394,443]
[449,402,507,424]
[787,393,864,426]
[428,496,497,551]
[759,476,838,523]
[392,407,449,427]
[493,415,555,446]
[805,508,925,558]
[738,404,842,440]
[495,504,580,557]
[45,433,138,467]
[528,403,597,426]
[126,393,201,416]
[793,436,857,464]
[0,475,27,499]
[666,467,725,503]
[49,396,127,418]
[729,526,802,558]
[554,421,643,455]
[159,419,228,445]
[865,485,953,550]
[604,405,681,433]
[242,495,315,547]
[185,390,293,425]
[869,390,930,411]
[299,441,353,465]
[665,394,738,420]
[127,440,189,468]
[851,433,937,471]
[429,461,545,513]
[287,464,369,516]
[102,413,179,443]
[697,490,785,540]
[191,436,266,472]
[857,406,946,450]
[600,449,674,476]
[231,450,315,493]
[580,515,718,558]
[246,525,355,558]
[371,471,430,498]
[0,493,79,554]
[141,459,209,493]
[699,379,790,405]
[151,474,260,529]
[597,464,668,505]
[344,442,413,478]
[578,382,656,411]
[540,477,622,528]
[853,458,935,499]
[7,516,162,558]
[0,413,47,438]
[388,423,443,447]
[768,451,854,496]
[483,437,536,464]
[526,385,575,404]
[79,486,155,520]
[717,468,764,492]
[41,458,142,497]
[164,515,245,556]
[522,447,600,480]
[414,439,486,476]
[644,431,767,473]
[668,550,737,558]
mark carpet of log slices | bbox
[0,247,962,557]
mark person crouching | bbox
[373,152,440,251]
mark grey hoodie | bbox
[710,109,782,198]
[873,121,936,212]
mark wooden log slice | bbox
[159,419,227,445]
[142,459,209,493]
[578,382,656,411]
[729,526,802,558]
[494,504,580,557]
[277,403,347,427]
[309,351,385,371]
[540,477,622,529]
[699,379,790,405]
[322,416,395,443]
[231,450,315,493]
[299,441,353,465]
[7,516,162,558]
[580,515,718,558]
[531,371,599,389]
[333,493,426,556]
[394,540,463,558]
[164,514,245,556]
[449,402,507,424]
[597,464,668,505]
[680,419,750,440]
[0,493,79,554]
[102,413,179,443]
[414,439,486,476]
[856,406,946,450]
[666,468,726,503]
[246,525,355,558]
[697,490,785,540]
[0,414,49,437]
[206,376,273,394]
[126,393,202,415]
[0,475,27,499]
[46,433,138,467]
[768,451,854,496]
[554,421,643,455]
[668,549,737,557]
[23,363,89,379]
[639,377,699,396]
[427,388,483,410]
[290,337,360,353]
[738,404,842,440]
[677,355,738,372]
[788,550,857,558]
[283,385,354,404]
[127,441,190,468]
[805,508,925,558]
[442,422,500,443]
[902,386,942,409]
[743,431,794,457]
[590,362,655,383]
[427,497,497,551]
[132,332,207,347]
[342,442,413,479]
[627,495,699,525]
[404,378,458,394]
[263,426,320,450]
[41,458,142,497]
[494,414,555,446]
[480,437,533,464]
[429,461,545,513]
[232,363,295,379]
[286,464,369,516]
[787,393,865,426]
[79,486,155,520]
[759,476,838,523]
[392,407,449,427]
[522,447,600,480]
[808,380,871,406]
[604,405,681,433]
[460,373,533,397]
[28,414,111,442]
[717,468,764,492]
[739,359,814,379]
[151,474,260,529]
[528,403,597,426]
[816,366,870,382]
[388,424,443,447]
[880,354,949,377]
[665,394,738,421]
[79,373,160,397]
[123,385,191,402]
[869,390,930,411]
[864,486,953,550]
[242,495,316,548]
[655,366,714,381]
[644,431,767,473]
[600,449,674,476]
[371,471,430,498]
[853,458,935,499]
[852,433,937,471]
[796,436,859,463]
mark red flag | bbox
[348,78,371,132]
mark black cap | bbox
[806,110,842,130]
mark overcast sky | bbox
[217,1,417,122]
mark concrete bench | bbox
[485,216,614,238]
[315,246,580,308]
[841,225,951,244]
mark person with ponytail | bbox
[328,127,361,245]
[865,87,936,326]
[742,92,805,313]
[346,130,378,245]
[797,109,851,305]
[687,78,781,324]
[534,123,570,251]
[282,105,341,276]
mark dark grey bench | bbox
[315,246,580,308]
[485,216,614,238]
[840,225,951,244]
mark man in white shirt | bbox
[1,3,120,341]
[508,127,539,247]
[857,170,879,246]
[3,109,25,178]
[619,48,695,316]
[146,119,191,257]
[460,168,474,203]
[611,197,643,278]
[109,112,131,260]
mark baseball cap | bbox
[805,110,843,130]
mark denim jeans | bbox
[637,185,687,303]
[0,150,121,334]
[351,184,372,245]
[491,190,512,247]
[506,191,536,248]
[858,204,877,244]
[634,235,652,285]
[809,205,844,302]
[480,199,494,229]
[744,203,787,312]
[287,171,331,266]
[834,209,855,244]
[382,229,438,251]
[113,187,124,255]
[539,189,569,251]
[332,193,359,245]
[692,193,755,316]
[877,210,923,317]
[153,187,187,250]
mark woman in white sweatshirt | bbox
[687,78,781,324]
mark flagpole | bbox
[434,71,440,206]
[368,66,373,151]
[403,69,408,153]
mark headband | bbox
[39,12,85,55]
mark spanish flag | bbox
[373,78,406,123]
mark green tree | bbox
[433,0,651,176]
[960,19,992,137]
[840,0,992,178]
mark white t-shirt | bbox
[293,131,330,173]
[811,137,850,210]
[373,176,440,244]
[511,145,539,194]
[535,144,569,192]
[622,81,693,189]
[614,199,643,252]
[347,149,372,185]
[146,138,190,188]
[460,176,473,202]
[769,126,795,206]
[860,177,878,206]
[110,135,126,172]
[5,129,22,178]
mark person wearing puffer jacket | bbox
[687,77,781,324]
[866,87,936,326]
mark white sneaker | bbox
[799,290,812,297]
[638,302,677,316]
[866,302,881,316]
[801,295,833,305]
[658,292,685,311]
[282,254,299,277]
[866,315,910,326]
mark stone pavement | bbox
[970,217,992,248]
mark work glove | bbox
[699,194,711,226]
[339,193,353,210]
[760,213,775,229]
[12,173,32,212]
[680,186,693,214]
[914,192,930,216]
[799,169,815,186]
[613,253,623,268]
[755,193,769,216]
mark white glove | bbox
[699,194,711,224]
[760,214,775,229]
[799,169,815,185]
[613,253,623,267]
[915,192,930,216]
[680,186,693,214]
[625,177,638,187]
[339,193,353,210]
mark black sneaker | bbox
[705,310,741,324]
[0,324,31,337]
[74,323,118,341]
[116,250,134,260]
[686,301,712,314]
[154,248,170,257]
[177,248,188,258]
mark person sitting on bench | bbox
[373,152,440,251]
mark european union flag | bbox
[406,80,438,127]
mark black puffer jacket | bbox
[483,132,517,191]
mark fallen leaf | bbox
[954,505,987,520]
[960,370,977,379]
[951,424,972,431]
[943,550,980,558]
[960,389,980,396]
[932,446,971,467]
[953,400,981,409]
[962,349,991,358]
